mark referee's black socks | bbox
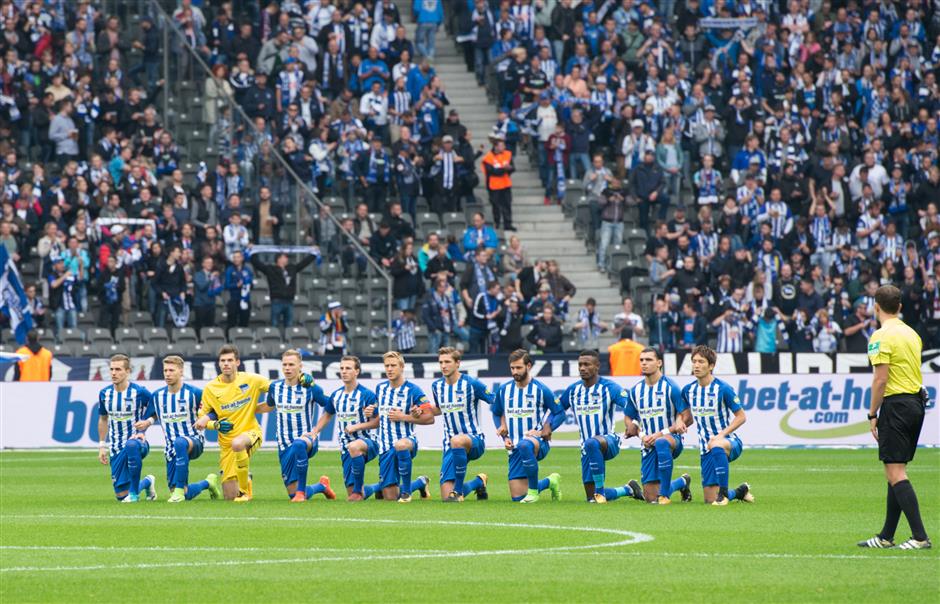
[879,482,902,541]
[891,480,928,542]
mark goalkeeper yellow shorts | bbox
[218,429,263,482]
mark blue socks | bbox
[584,438,605,490]
[669,477,686,494]
[518,439,539,490]
[305,483,326,498]
[138,474,152,495]
[462,475,483,496]
[602,486,630,501]
[173,437,190,488]
[712,447,733,499]
[537,478,550,492]
[291,440,310,495]
[363,483,379,500]
[351,455,366,494]
[396,449,413,496]
[409,477,426,493]
[185,480,209,500]
[655,438,674,497]
[125,439,143,495]
[452,447,468,494]
[512,494,526,502]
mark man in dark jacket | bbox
[152,245,186,329]
[369,222,397,266]
[96,255,125,339]
[679,300,709,350]
[243,72,276,121]
[250,249,318,329]
[526,303,563,353]
[630,149,667,233]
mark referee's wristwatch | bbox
[867,413,878,420]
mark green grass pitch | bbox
[1,448,938,603]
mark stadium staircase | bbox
[396,2,626,349]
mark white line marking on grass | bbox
[541,551,938,562]
[0,545,443,554]
[0,515,653,573]
[672,465,940,473]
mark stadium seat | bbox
[172,327,198,345]
[116,327,141,344]
[286,325,312,343]
[77,344,97,357]
[51,343,73,357]
[418,213,441,234]
[264,340,289,358]
[87,328,112,344]
[443,212,466,236]
[61,328,86,345]
[201,330,226,349]
[227,326,254,342]
[629,240,646,259]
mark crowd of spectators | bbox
[446,0,940,353]
[0,0,588,356]
[2,0,939,357]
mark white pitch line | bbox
[543,550,938,562]
[0,516,652,573]
[0,545,444,554]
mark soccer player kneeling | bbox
[558,350,631,504]
[623,347,691,504]
[375,351,434,503]
[97,354,157,502]
[492,349,564,503]
[137,355,220,502]
[195,345,270,502]
[309,355,380,501]
[431,347,494,502]
[257,349,336,502]
[678,345,753,505]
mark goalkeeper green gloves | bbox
[299,373,314,388]
[208,419,234,433]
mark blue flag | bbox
[0,246,33,344]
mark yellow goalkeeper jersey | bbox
[199,372,270,445]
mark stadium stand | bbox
[0,0,937,359]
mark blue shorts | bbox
[579,434,621,483]
[700,434,743,487]
[279,439,318,486]
[110,440,150,494]
[640,437,684,484]
[506,437,550,481]
[439,435,486,484]
[165,438,204,487]
[341,437,379,487]
[377,436,418,488]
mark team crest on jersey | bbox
[706,393,718,406]
[239,384,249,392]
[524,393,536,405]
[654,391,665,406]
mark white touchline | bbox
[0,516,653,573]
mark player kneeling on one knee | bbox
[679,345,753,506]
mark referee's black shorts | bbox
[878,393,926,464]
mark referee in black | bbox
[858,285,932,550]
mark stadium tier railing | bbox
[146,0,395,344]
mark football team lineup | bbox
[95,345,754,506]
[2,343,936,602]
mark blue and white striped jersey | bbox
[430,374,495,450]
[557,378,628,442]
[625,376,687,456]
[97,383,154,456]
[375,380,429,454]
[492,379,564,446]
[147,384,205,460]
[680,377,742,455]
[265,380,331,453]
[325,384,378,454]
